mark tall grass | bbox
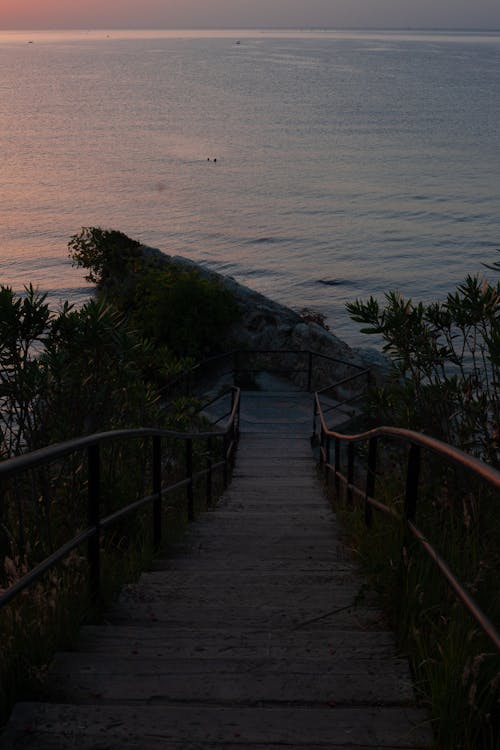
[328,444,499,749]
[0,430,230,726]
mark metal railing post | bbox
[186,437,194,521]
[307,351,313,392]
[365,437,377,528]
[312,398,317,443]
[206,436,213,508]
[334,437,340,497]
[233,351,240,386]
[235,391,241,441]
[223,433,229,488]
[347,442,354,506]
[87,443,101,605]
[405,443,421,522]
[325,435,331,486]
[230,422,236,473]
[153,435,162,549]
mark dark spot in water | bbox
[243,236,304,247]
[316,279,343,286]
[242,237,276,245]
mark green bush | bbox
[131,266,239,357]
[68,227,142,287]
[69,227,240,359]
[0,286,165,459]
[344,262,500,747]
[0,275,228,723]
[0,284,50,458]
[347,274,500,467]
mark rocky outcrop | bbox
[143,246,389,390]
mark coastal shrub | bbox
[347,274,500,467]
[0,279,229,724]
[0,288,167,573]
[0,284,202,583]
[0,284,50,459]
[0,288,163,458]
[68,226,142,287]
[0,277,227,573]
[0,289,154,721]
[344,267,500,747]
[131,266,240,357]
[68,227,241,359]
[332,453,499,749]
[42,298,160,437]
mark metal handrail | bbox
[0,387,241,611]
[1,347,361,615]
[0,348,368,617]
[314,391,500,651]
[316,368,371,396]
[7,340,498,651]
[166,348,369,395]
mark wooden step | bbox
[0,391,431,749]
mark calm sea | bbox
[1,29,499,347]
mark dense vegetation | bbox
[69,227,240,359]
[347,273,500,468]
[342,264,500,749]
[0,227,240,723]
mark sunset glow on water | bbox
[1,29,499,345]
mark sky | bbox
[2,0,500,31]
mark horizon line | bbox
[1,25,500,33]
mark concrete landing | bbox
[1,389,432,749]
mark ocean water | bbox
[1,28,499,347]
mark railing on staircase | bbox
[0,348,368,617]
[313,390,500,651]
[166,348,370,396]
[2,345,498,657]
[0,387,240,612]
[171,347,500,652]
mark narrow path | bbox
[3,390,431,749]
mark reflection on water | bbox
[0,30,499,346]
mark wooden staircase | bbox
[1,389,432,749]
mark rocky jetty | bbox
[143,246,389,389]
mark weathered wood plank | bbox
[0,390,431,749]
[46,654,414,705]
[5,703,432,748]
[76,626,401,659]
[107,603,386,632]
[49,653,411,678]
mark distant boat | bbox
[235,41,241,45]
